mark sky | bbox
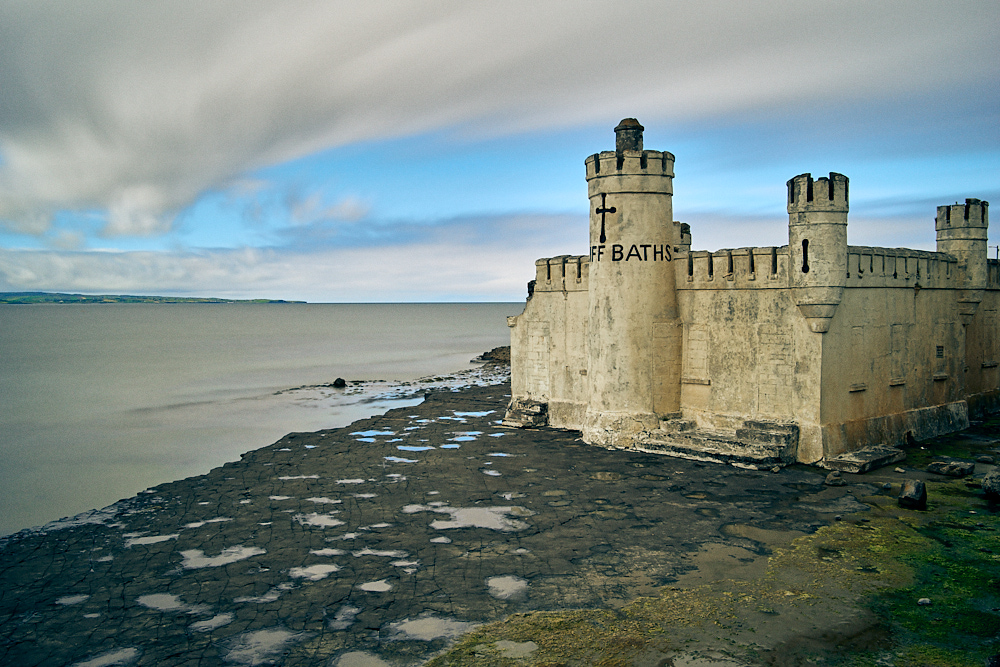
[0,1,997,302]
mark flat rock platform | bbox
[0,382,877,666]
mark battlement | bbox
[675,245,965,291]
[678,247,789,289]
[585,150,675,180]
[533,255,590,293]
[787,172,849,214]
[936,198,989,234]
[845,246,957,289]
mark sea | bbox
[0,302,523,537]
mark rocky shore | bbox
[1,373,997,666]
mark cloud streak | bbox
[1,0,996,237]
[0,213,582,301]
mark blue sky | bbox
[0,1,997,301]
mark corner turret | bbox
[937,198,990,323]
[787,172,849,333]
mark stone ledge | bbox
[819,445,906,473]
[638,428,795,470]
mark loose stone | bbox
[898,479,928,510]
[982,469,1000,499]
[926,461,974,477]
[824,471,847,487]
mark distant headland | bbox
[0,292,304,304]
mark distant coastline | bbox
[0,291,305,304]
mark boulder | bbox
[926,461,974,477]
[898,479,927,510]
[332,378,347,388]
[983,469,1000,499]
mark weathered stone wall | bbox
[964,273,1000,417]
[507,255,590,429]
[675,248,825,461]
[818,281,969,456]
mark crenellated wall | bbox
[844,247,957,289]
[678,247,789,289]
[531,255,590,294]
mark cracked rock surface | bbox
[0,382,860,666]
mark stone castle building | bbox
[504,119,996,468]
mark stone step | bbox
[658,417,696,434]
[637,428,796,470]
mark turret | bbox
[582,119,683,446]
[937,198,989,323]
[787,172,849,333]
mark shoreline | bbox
[0,378,995,666]
[0,361,512,540]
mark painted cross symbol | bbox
[596,193,616,244]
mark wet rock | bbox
[977,455,995,464]
[824,471,847,487]
[474,346,511,365]
[332,378,347,388]
[983,469,1000,499]
[926,461,974,477]
[898,479,927,510]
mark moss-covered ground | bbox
[427,423,1000,667]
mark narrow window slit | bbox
[801,239,810,273]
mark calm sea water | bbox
[0,302,522,536]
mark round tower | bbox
[787,172,849,333]
[583,119,682,446]
[937,198,989,324]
